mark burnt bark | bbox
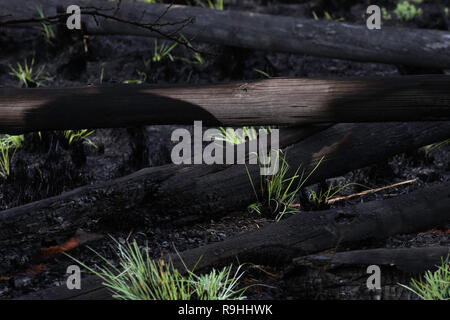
[283,247,450,300]
[2,1,450,68]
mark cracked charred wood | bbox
[283,247,450,300]
[18,183,450,300]
[0,122,449,272]
[1,76,450,134]
[2,1,450,68]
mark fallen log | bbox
[292,246,450,275]
[1,76,450,134]
[2,1,450,69]
[167,182,450,271]
[1,122,449,275]
[283,247,450,300]
[18,183,450,299]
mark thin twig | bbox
[0,6,201,54]
[327,179,418,204]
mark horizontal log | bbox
[3,1,450,68]
[292,247,450,275]
[1,122,449,276]
[1,76,450,134]
[169,183,450,271]
[284,247,450,300]
[18,183,450,300]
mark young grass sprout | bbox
[64,129,97,148]
[67,238,248,300]
[253,68,271,78]
[0,135,24,179]
[0,139,13,180]
[194,0,224,10]
[394,0,423,21]
[308,182,369,209]
[399,256,450,300]
[175,34,205,65]
[153,39,178,63]
[246,150,324,222]
[36,7,55,44]
[423,139,450,154]
[8,58,53,88]
[214,127,272,145]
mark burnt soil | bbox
[0,0,449,300]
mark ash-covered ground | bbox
[0,0,449,299]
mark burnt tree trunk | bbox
[283,247,450,300]
[2,1,450,68]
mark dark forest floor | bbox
[0,0,449,299]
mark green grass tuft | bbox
[214,127,271,145]
[67,238,248,300]
[36,7,55,44]
[152,39,178,63]
[8,58,53,88]
[64,129,97,147]
[394,0,423,21]
[399,256,450,300]
[0,135,23,179]
[194,0,224,10]
[246,150,323,222]
[308,182,369,209]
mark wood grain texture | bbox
[1,76,449,133]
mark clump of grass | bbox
[309,183,346,209]
[214,127,271,145]
[194,0,224,10]
[0,135,23,179]
[399,256,450,300]
[394,0,423,21]
[8,58,53,88]
[308,182,369,209]
[0,139,13,180]
[382,7,393,20]
[423,139,450,154]
[64,129,97,147]
[36,7,55,44]
[68,239,247,300]
[176,34,205,65]
[246,150,323,222]
[3,134,24,149]
[152,39,178,63]
[214,126,272,145]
